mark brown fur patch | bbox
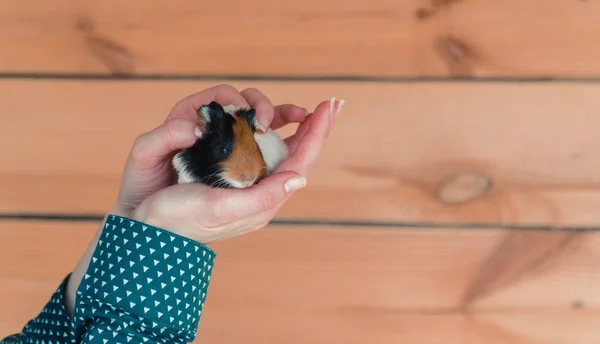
[221,114,267,186]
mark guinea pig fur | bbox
[172,101,289,189]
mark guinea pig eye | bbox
[220,140,233,156]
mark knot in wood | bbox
[438,172,492,204]
[433,35,477,76]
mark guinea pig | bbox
[172,101,289,189]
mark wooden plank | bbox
[1,221,599,342]
[1,0,600,77]
[3,80,600,225]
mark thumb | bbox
[130,118,199,167]
[217,171,307,218]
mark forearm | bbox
[66,204,153,316]
[73,214,216,341]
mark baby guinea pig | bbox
[172,101,289,189]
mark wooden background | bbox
[1,0,600,342]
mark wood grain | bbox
[1,0,600,77]
[3,80,600,226]
[1,221,598,343]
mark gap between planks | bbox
[0,212,598,233]
[4,72,600,84]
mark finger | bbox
[276,99,339,176]
[271,104,308,130]
[211,171,307,220]
[283,111,314,153]
[130,118,199,168]
[167,84,250,122]
[240,88,274,133]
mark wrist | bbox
[109,201,133,219]
[128,197,208,245]
[130,200,150,224]
[130,197,163,230]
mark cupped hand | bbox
[111,84,308,218]
[66,84,331,314]
[128,96,344,244]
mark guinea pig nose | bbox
[240,173,253,182]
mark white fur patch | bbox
[172,152,197,184]
[222,104,237,115]
[254,129,289,174]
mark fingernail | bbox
[194,127,203,138]
[256,117,268,134]
[285,176,307,193]
[335,99,345,117]
[329,97,336,115]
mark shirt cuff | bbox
[72,214,216,343]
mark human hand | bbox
[129,96,344,244]
[110,84,308,218]
[65,87,342,312]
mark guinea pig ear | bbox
[238,109,259,131]
[196,101,226,133]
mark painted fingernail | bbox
[335,99,345,117]
[194,127,203,138]
[285,176,307,193]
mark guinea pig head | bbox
[172,101,268,188]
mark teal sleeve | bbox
[1,214,216,344]
[1,275,74,344]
